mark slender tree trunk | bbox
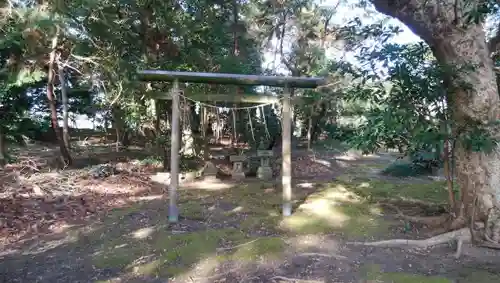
[311,103,326,143]
[232,107,237,146]
[58,64,70,149]
[163,100,172,171]
[155,99,161,134]
[0,127,6,168]
[155,99,162,155]
[232,0,239,56]
[371,0,500,243]
[202,107,210,161]
[307,114,313,151]
[111,106,130,150]
[104,116,109,138]
[47,30,72,166]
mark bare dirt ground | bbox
[1,142,500,283]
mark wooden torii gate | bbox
[138,70,325,222]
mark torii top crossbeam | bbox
[137,70,325,89]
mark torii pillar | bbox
[282,86,292,216]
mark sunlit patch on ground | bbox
[92,226,287,279]
[130,226,156,239]
[280,182,392,237]
[334,176,448,204]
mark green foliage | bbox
[2,0,495,169]
[381,159,422,177]
[458,122,500,153]
[341,37,499,171]
[463,1,500,25]
[381,154,438,177]
[344,42,448,158]
[324,124,356,142]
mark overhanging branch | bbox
[369,0,458,45]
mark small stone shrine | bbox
[257,139,273,180]
[203,161,218,181]
[230,155,247,180]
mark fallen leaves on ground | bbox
[0,162,164,246]
[0,149,343,246]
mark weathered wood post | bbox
[282,85,292,216]
[169,80,180,223]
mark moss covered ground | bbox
[88,175,452,280]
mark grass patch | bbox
[151,228,243,275]
[91,182,292,276]
[178,200,206,219]
[92,237,150,269]
[281,202,390,237]
[457,269,500,282]
[334,176,448,204]
[363,264,452,283]
[280,177,448,237]
[92,226,286,278]
[355,180,448,203]
[230,237,286,261]
[91,177,451,279]
[280,183,392,237]
[240,214,281,231]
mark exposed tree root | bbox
[398,214,450,227]
[297,252,346,259]
[378,198,447,210]
[448,215,467,230]
[216,238,261,251]
[270,276,323,282]
[346,228,471,249]
[381,202,451,227]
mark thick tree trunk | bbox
[371,0,500,243]
[47,31,72,166]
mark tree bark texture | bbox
[163,100,172,171]
[371,0,500,242]
[58,64,70,149]
[307,109,313,150]
[0,127,6,168]
[111,106,129,150]
[47,31,72,166]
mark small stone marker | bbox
[230,155,247,180]
[203,161,218,181]
[257,150,273,180]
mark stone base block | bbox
[257,166,273,180]
[231,171,246,181]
